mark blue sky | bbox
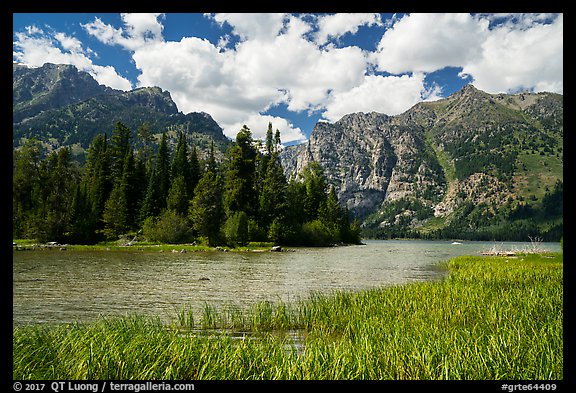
[13,13,563,144]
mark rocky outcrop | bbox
[281,84,563,233]
[281,110,446,219]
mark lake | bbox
[12,240,561,325]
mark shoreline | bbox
[12,240,280,253]
[12,239,366,253]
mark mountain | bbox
[13,64,563,241]
[13,63,119,124]
[13,63,230,158]
[281,85,563,241]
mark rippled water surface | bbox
[13,240,560,325]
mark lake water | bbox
[13,240,561,325]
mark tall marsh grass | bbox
[13,253,563,380]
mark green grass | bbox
[13,253,563,380]
[12,239,275,253]
[424,131,456,183]
[514,152,563,200]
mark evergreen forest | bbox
[13,121,361,247]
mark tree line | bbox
[13,121,361,247]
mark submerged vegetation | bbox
[13,252,562,380]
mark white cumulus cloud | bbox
[128,14,368,143]
[323,73,432,122]
[82,13,164,51]
[462,13,563,93]
[13,25,132,91]
[371,13,486,74]
[210,13,287,42]
[371,12,563,94]
[315,13,382,45]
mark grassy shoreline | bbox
[13,253,563,380]
[12,238,276,253]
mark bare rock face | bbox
[281,110,446,219]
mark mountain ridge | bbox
[280,84,563,240]
[13,63,230,157]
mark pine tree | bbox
[224,211,249,247]
[189,160,224,246]
[224,125,258,217]
[255,123,274,212]
[137,121,154,174]
[68,184,97,244]
[140,167,161,221]
[140,133,171,220]
[265,122,274,156]
[83,134,111,222]
[258,122,274,181]
[319,186,343,243]
[156,133,171,211]
[39,147,78,242]
[167,175,189,215]
[300,161,328,222]
[259,144,288,231]
[121,148,139,228]
[133,154,148,217]
[189,145,200,198]
[102,148,136,239]
[102,181,129,239]
[109,121,132,179]
[171,130,191,196]
[13,139,43,238]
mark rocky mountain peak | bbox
[281,85,563,239]
[123,86,179,115]
[13,62,119,124]
[13,62,230,154]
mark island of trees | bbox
[13,122,361,247]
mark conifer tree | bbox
[300,161,328,222]
[140,167,161,222]
[189,145,200,198]
[121,148,139,228]
[102,181,129,239]
[259,130,288,231]
[83,134,111,221]
[171,130,191,195]
[109,121,132,179]
[189,146,224,246]
[319,186,343,243]
[68,183,97,244]
[13,139,43,238]
[137,121,154,173]
[223,125,258,217]
[102,148,136,238]
[140,133,171,219]
[38,147,77,242]
[156,133,171,211]
[167,131,193,215]
[167,175,189,215]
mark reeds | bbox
[13,253,562,380]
